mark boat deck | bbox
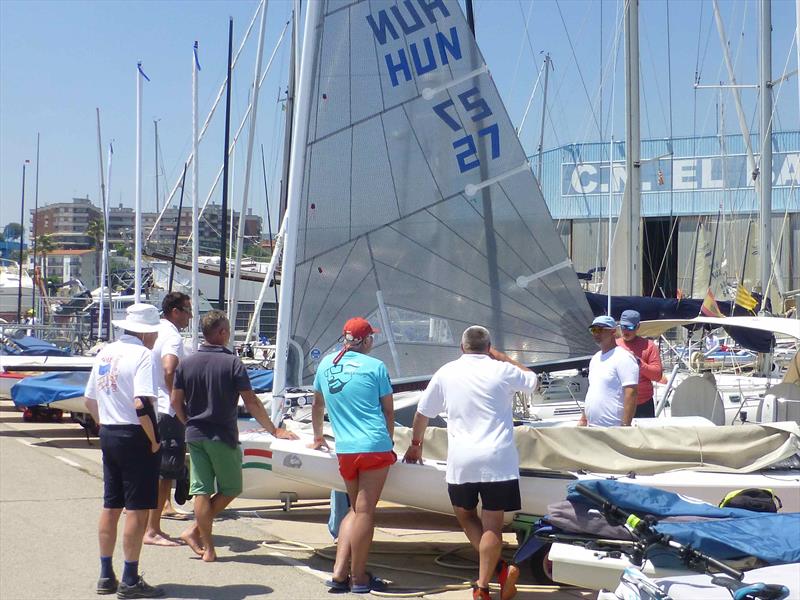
[0,399,592,599]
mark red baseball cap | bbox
[342,317,379,342]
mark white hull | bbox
[239,426,331,501]
[268,435,800,520]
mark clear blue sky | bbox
[2,0,798,232]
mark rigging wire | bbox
[554,0,602,138]
[507,0,537,125]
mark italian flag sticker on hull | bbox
[243,448,272,471]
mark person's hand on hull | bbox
[308,435,330,451]
[402,440,423,464]
[273,427,299,440]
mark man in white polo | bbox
[403,326,538,600]
[144,291,192,546]
[579,315,639,427]
[85,303,165,599]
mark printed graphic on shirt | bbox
[97,356,120,392]
[324,360,361,394]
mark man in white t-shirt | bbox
[402,326,538,600]
[579,315,639,427]
[84,303,165,598]
[144,292,192,547]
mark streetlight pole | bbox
[17,160,29,323]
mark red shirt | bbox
[616,336,662,403]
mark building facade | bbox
[537,130,800,303]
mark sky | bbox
[2,0,798,233]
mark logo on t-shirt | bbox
[325,364,353,394]
[97,357,119,392]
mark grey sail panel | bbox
[290,0,595,385]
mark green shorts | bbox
[188,440,243,497]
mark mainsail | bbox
[282,0,595,386]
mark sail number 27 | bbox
[433,87,500,173]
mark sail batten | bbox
[286,0,595,385]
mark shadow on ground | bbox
[158,583,273,599]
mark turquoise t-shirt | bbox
[313,350,393,454]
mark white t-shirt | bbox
[417,354,539,484]
[584,346,639,426]
[85,335,156,426]
[152,319,185,415]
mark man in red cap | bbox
[309,317,395,594]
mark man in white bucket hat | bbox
[85,303,165,598]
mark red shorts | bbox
[337,451,397,481]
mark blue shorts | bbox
[100,425,159,510]
[447,479,521,512]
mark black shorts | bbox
[100,425,159,510]
[157,413,186,480]
[447,479,521,512]
[634,398,656,419]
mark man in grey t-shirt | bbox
[171,310,296,562]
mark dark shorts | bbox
[448,479,521,512]
[157,413,186,480]
[100,425,159,510]
[634,398,656,419]
[337,451,397,481]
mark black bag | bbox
[719,488,782,513]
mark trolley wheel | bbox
[528,544,554,585]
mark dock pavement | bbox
[0,400,592,600]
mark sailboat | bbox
[239,0,800,523]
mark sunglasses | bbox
[178,306,193,315]
[588,325,615,334]
[620,324,637,331]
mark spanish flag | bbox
[735,284,758,312]
[700,288,724,317]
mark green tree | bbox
[36,234,55,279]
[4,222,22,240]
[85,219,104,286]
[113,242,132,259]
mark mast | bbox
[536,54,551,179]
[134,62,148,302]
[230,0,269,334]
[192,41,201,351]
[272,0,323,420]
[96,109,108,340]
[169,163,188,293]
[105,144,114,340]
[279,5,297,221]
[759,0,772,305]
[31,133,40,313]
[154,119,160,214]
[17,161,28,324]
[218,18,234,311]
[623,0,641,296]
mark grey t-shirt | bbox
[174,344,251,448]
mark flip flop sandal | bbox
[324,576,350,592]
[350,574,388,594]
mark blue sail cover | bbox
[584,293,774,352]
[2,333,72,357]
[11,371,88,407]
[567,481,800,565]
[247,369,274,393]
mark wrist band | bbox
[135,407,148,416]
[411,439,422,447]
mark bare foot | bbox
[143,532,182,547]
[180,529,205,556]
[201,548,217,562]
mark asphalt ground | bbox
[0,400,591,600]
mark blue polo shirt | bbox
[313,350,393,454]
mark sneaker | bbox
[472,584,492,600]
[96,576,118,595]
[116,577,165,599]
[496,560,520,600]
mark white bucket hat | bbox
[112,303,161,333]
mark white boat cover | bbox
[395,422,800,475]
[652,563,800,600]
[637,316,800,340]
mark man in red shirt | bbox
[616,310,663,419]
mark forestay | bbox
[286,0,595,386]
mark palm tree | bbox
[86,219,104,287]
[36,234,54,280]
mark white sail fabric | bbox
[287,0,595,385]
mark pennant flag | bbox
[700,288,724,317]
[735,284,758,312]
